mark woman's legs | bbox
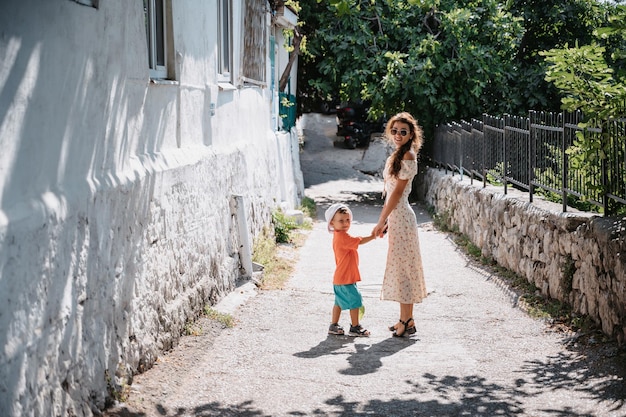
[391,303,415,336]
[400,303,413,322]
[390,303,414,330]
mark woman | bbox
[372,112,427,337]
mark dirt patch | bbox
[103,316,227,417]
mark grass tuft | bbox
[253,200,315,290]
[204,306,235,328]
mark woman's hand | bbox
[373,220,387,238]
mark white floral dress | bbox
[380,158,427,304]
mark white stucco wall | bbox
[0,1,302,416]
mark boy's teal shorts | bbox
[333,283,363,310]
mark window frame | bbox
[218,0,233,84]
[241,0,267,87]
[145,0,168,80]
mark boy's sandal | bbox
[328,323,345,335]
[349,324,370,337]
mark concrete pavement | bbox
[199,197,625,416]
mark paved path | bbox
[107,113,626,417]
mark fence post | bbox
[602,148,610,215]
[528,111,534,203]
[482,113,487,188]
[561,111,568,213]
[503,116,508,195]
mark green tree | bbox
[300,0,524,142]
[298,0,617,140]
[508,0,608,110]
[540,4,626,213]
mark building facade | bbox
[0,1,302,415]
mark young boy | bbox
[324,203,376,337]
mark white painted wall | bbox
[0,1,303,416]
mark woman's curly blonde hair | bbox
[384,112,423,178]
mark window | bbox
[218,0,233,83]
[242,0,267,86]
[145,0,168,79]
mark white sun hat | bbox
[324,203,352,233]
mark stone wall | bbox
[423,168,626,344]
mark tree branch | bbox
[279,29,302,93]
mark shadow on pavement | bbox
[311,191,385,209]
[293,334,357,359]
[105,360,617,416]
[340,336,419,376]
[293,334,418,377]
[521,347,626,408]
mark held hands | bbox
[372,219,388,238]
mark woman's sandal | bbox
[405,318,416,335]
[390,318,416,334]
[392,318,416,338]
[388,320,400,332]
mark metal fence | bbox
[431,110,626,215]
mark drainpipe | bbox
[230,195,253,279]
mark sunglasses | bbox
[390,128,410,137]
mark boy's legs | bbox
[331,304,341,324]
[332,284,369,336]
[349,308,359,327]
[329,300,344,335]
[348,308,370,337]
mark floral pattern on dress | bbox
[380,158,427,304]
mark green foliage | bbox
[486,162,505,186]
[540,5,626,212]
[298,0,621,148]
[105,369,130,403]
[431,209,453,232]
[272,209,299,243]
[508,0,609,110]
[252,208,312,290]
[299,0,526,136]
[532,143,601,213]
[299,196,317,219]
[284,0,301,14]
[542,42,625,117]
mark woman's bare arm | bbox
[373,151,416,237]
[373,178,409,237]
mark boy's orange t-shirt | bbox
[332,231,362,285]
